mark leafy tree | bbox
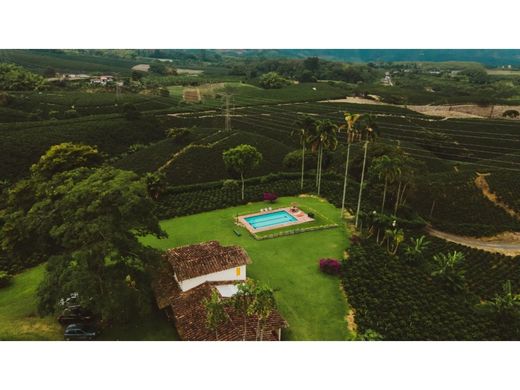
[203,289,230,340]
[145,171,167,200]
[222,144,263,200]
[30,143,103,179]
[339,112,362,217]
[232,279,256,340]
[403,236,430,265]
[303,57,320,73]
[250,282,277,341]
[149,61,177,76]
[131,70,145,81]
[291,116,316,191]
[1,144,165,323]
[461,67,489,84]
[0,63,45,90]
[297,70,317,83]
[431,251,466,293]
[354,114,378,227]
[259,72,291,89]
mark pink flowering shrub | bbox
[319,259,341,276]
[263,192,278,202]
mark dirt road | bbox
[427,227,520,256]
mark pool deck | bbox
[237,207,314,234]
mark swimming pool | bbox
[244,210,297,230]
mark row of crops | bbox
[0,115,167,181]
[343,237,518,340]
[0,91,179,122]
[164,99,520,236]
[486,170,520,213]
[154,171,360,219]
[0,49,140,75]
[419,236,520,300]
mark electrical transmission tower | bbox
[115,83,121,102]
[223,93,233,132]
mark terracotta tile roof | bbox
[152,262,181,310]
[169,281,288,341]
[165,241,251,282]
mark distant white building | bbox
[381,72,393,86]
[90,75,114,86]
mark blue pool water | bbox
[244,210,297,230]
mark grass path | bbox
[143,196,352,341]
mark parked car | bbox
[57,305,94,326]
[64,324,98,341]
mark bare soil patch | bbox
[321,97,520,120]
[475,173,520,220]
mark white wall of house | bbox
[178,265,247,292]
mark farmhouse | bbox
[153,241,287,341]
[90,75,114,85]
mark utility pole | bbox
[224,93,232,132]
[115,83,121,102]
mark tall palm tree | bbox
[354,114,378,228]
[339,112,361,218]
[292,116,316,191]
[371,155,401,213]
[307,119,338,196]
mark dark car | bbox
[64,324,98,341]
[58,305,94,326]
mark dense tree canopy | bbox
[0,144,166,323]
[259,72,291,89]
[0,63,45,90]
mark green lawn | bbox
[143,196,352,341]
[0,266,179,341]
[0,264,61,341]
[0,196,350,341]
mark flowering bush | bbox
[263,192,278,203]
[319,259,342,276]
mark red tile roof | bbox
[152,241,287,341]
[169,281,287,341]
[165,241,251,282]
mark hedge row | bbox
[253,223,338,240]
[155,172,361,220]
